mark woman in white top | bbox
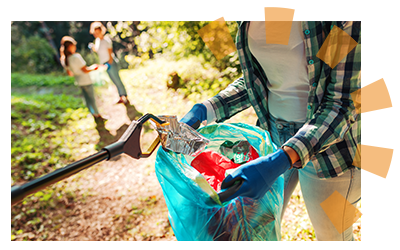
[181,21,361,241]
[89,22,129,105]
[60,36,105,120]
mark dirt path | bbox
[40,83,176,241]
[47,154,174,241]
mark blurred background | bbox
[11,21,241,86]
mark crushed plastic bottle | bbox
[219,140,259,164]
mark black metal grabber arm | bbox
[11,113,167,206]
[11,150,108,206]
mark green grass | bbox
[11,93,97,184]
[11,72,75,87]
[11,92,99,241]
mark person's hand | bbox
[180,103,207,128]
[104,62,111,70]
[96,64,108,70]
[219,149,292,202]
[86,64,100,73]
[86,64,99,71]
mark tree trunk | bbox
[40,21,60,65]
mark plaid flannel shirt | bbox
[204,21,361,179]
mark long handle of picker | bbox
[11,113,167,206]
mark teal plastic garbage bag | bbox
[154,123,284,241]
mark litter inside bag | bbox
[190,142,259,192]
[155,123,284,241]
[190,149,241,192]
[219,140,259,164]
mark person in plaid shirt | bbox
[181,21,361,241]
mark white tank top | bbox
[248,21,309,123]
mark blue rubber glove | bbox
[180,103,207,128]
[219,149,292,202]
[104,62,111,70]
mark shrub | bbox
[11,35,61,74]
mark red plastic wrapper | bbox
[191,145,259,192]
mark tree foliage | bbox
[11,21,242,80]
[11,21,93,73]
[129,21,241,77]
[11,34,59,74]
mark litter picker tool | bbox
[11,113,167,206]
